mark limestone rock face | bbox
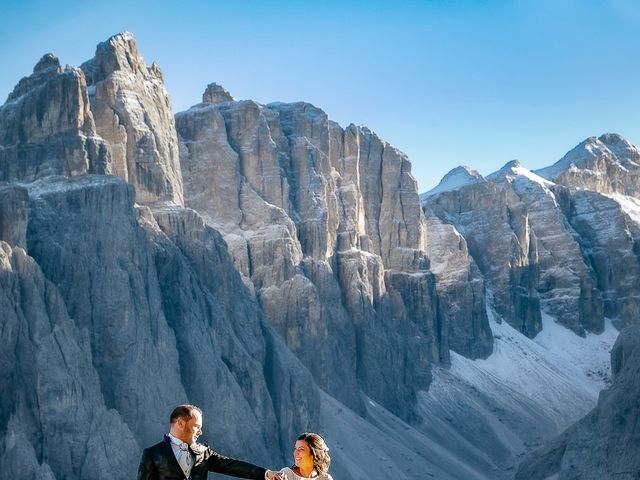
[0,237,139,479]
[81,32,183,205]
[0,184,28,249]
[488,162,604,335]
[0,54,109,181]
[26,176,185,445]
[424,172,542,336]
[425,216,492,358]
[516,324,640,479]
[425,160,612,337]
[564,190,640,329]
[143,205,315,460]
[17,174,314,473]
[177,91,439,420]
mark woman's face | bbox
[293,439,314,469]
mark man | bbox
[137,404,284,480]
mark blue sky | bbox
[2,0,640,192]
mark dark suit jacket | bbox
[137,435,267,480]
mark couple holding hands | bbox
[137,404,333,480]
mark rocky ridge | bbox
[535,133,640,197]
[424,143,640,335]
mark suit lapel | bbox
[163,436,188,479]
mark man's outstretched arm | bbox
[206,449,284,480]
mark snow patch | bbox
[450,310,616,421]
[606,193,640,226]
[416,307,618,477]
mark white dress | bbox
[279,466,333,480]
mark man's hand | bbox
[265,469,286,480]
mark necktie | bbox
[175,441,192,478]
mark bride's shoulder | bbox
[279,467,296,479]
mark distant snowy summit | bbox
[423,133,640,200]
[487,159,553,187]
[533,133,640,197]
[420,165,484,203]
[536,133,640,179]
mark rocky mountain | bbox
[535,133,640,197]
[0,54,109,181]
[176,90,453,423]
[1,31,639,480]
[424,148,640,335]
[0,33,311,479]
[424,136,640,479]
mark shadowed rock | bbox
[424,171,542,337]
[516,324,640,479]
[0,54,109,181]
[0,237,139,479]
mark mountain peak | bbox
[6,53,65,102]
[597,133,640,166]
[500,159,522,171]
[80,31,151,84]
[202,83,234,104]
[487,159,555,190]
[100,31,142,68]
[598,132,626,146]
[421,165,484,201]
[33,53,61,73]
[535,133,640,182]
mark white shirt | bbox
[168,433,194,479]
[279,466,333,480]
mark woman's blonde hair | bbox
[297,432,331,475]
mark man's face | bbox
[178,411,203,445]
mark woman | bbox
[280,432,333,480]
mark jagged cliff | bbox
[0,54,109,181]
[80,32,184,205]
[176,91,450,421]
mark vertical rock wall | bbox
[177,94,442,420]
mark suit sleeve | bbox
[137,448,157,480]
[205,448,267,479]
